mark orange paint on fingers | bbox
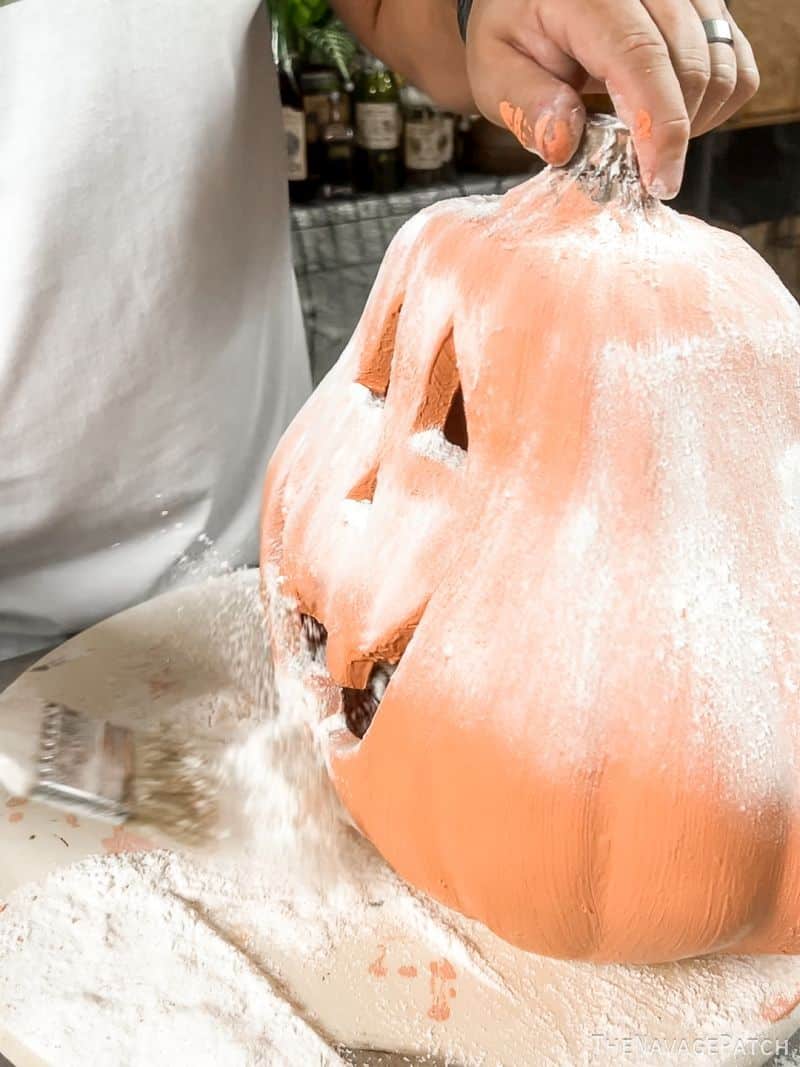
[501,102,577,166]
[636,109,653,141]
[499,101,535,152]
[534,113,575,166]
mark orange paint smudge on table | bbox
[762,989,800,1023]
[8,811,23,824]
[65,813,79,828]
[101,825,157,855]
[428,958,457,1021]
[636,109,653,141]
[397,964,417,978]
[5,796,27,808]
[148,672,176,700]
[0,903,7,915]
[368,944,388,978]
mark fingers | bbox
[548,0,690,198]
[644,0,759,137]
[680,0,736,134]
[640,0,711,125]
[464,0,759,200]
[466,27,587,167]
[693,10,760,134]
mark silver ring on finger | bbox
[702,18,735,46]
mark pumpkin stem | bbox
[565,114,653,209]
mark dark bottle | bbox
[439,111,457,182]
[273,21,318,203]
[321,90,355,198]
[300,65,340,192]
[354,54,402,194]
[455,114,474,172]
[402,86,442,187]
[300,65,344,135]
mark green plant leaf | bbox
[287,0,329,29]
[299,21,357,84]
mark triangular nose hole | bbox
[346,465,378,503]
[356,303,401,400]
[414,330,468,453]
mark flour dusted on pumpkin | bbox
[259,114,800,962]
[584,309,800,808]
[410,429,467,470]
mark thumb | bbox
[468,38,586,166]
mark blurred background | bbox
[271,0,800,384]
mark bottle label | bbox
[439,115,455,165]
[303,93,330,143]
[404,118,442,171]
[282,107,307,181]
[356,102,400,150]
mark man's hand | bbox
[332,0,759,200]
[466,0,759,198]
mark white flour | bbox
[0,851,348,1067]
[2,571,800,1067]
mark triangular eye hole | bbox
[443,384,468,451]
[356,303,402,401]
[414,330,469,453]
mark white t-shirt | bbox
[0,0,311,659]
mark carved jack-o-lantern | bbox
[261,117,800,964]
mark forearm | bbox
[331,0,474,112]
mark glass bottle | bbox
[300,64,340,191]
[455,114,474,172]
[439,110,457,182]
[273,18,318,203]
[321,90,355,198]
[354,53,402,194]
[402,86,442,187]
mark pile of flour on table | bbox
[0,571,356,1066]
[0,571,475,1067]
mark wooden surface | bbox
[731,0,800,128]
[741,216,800,300]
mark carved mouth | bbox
[300,614,397,740]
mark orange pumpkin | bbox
[261,116,800,964]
